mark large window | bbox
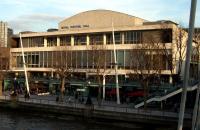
[47,52,52,68]
[22,37,44,47]
[47,37,57,47]
[90,34,103,45]
[74,35,86,45]
[106,32,122,44]
[124,31,142,44]
[12,49,172,71]
[124,50,130,69]
[162,29,172,43]
[117,50,124,69]
[60,36,71,46]
[77,51,82,68]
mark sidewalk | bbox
[0,92,193,121]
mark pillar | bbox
[71,36,74,46]
[122,32,124,44]
[103,34,106,45]
[44,37,47,47]
[86,35,89,45]
[57,37,60,46]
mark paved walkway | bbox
[0,91,192,119]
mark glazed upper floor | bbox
[11,10,180,48]
[12,28,174,48]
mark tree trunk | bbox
[97,75,102,106]
[143,81,148,110]
[59,77,65,102]
[0,80,2,96]
[102,75,106,100]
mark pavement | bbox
[0,91,192,119]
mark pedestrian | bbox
[174,103,178,112]
[13,77,18,95]
[75,91,78,101]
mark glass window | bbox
[106,51,111,68]
[61,51,67,68]
[124,31,142,44]
[52,51,57,67]
[67,51,72,68]
[56,51,62,67]
[74,35,86,45]
[90,34,103,45]
[72,51,77,68]
[117,50,124,69]
[125,50,130,69]
[22,37,44,47]
[106,32,122,44]
[87,50,93,68]
[43,52,48,67]
[82,51,87,68]
[39,51,43,67]
[47,52,52,68]
[60,36,71,46]
[77,51,82,68]
[47,37,57,47]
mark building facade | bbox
[9,10,199,93]
[0,21,13,47]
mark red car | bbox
[125,90,144,97]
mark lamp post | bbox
[86,81,92,105]
[177,0,197,129]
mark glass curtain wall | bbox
[106,32,122,44]
[13,50,171,70]
[60,36,71,46]
[74,35,87,45]
[22,37,44,47]
[90,34,103,45]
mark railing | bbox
[134,82,199,108]
[0,95,192,120]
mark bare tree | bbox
[129,30,166,109]
[161,24,188,84]
[54,50,73,102]
[87,44,107,105]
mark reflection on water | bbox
[0,109,176,130]
[0,109,141,130]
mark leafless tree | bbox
[129,30,167,109]
[54,49,74,102]
[87,44,107,105]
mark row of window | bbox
[20,29,172,47]
[12,50,172,70]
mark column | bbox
[44,37,47,47]
[122,32,125,44]
[57,36,60,46]
[103,34,106,45]
[71,36,74,46]
[86,35,89,45]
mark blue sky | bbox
[0,0,199,33]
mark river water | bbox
[0,109,176,130]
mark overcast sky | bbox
[0,0,199,33]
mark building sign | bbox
[61,24,90,29]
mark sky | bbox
[0,0,199,33]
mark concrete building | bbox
[8,10,199,96]
[0,21,13,47]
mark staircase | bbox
[134,83,198,108]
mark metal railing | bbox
[0,95,192,120]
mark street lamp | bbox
[86,81,92,105]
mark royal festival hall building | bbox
[7,10,199,102]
